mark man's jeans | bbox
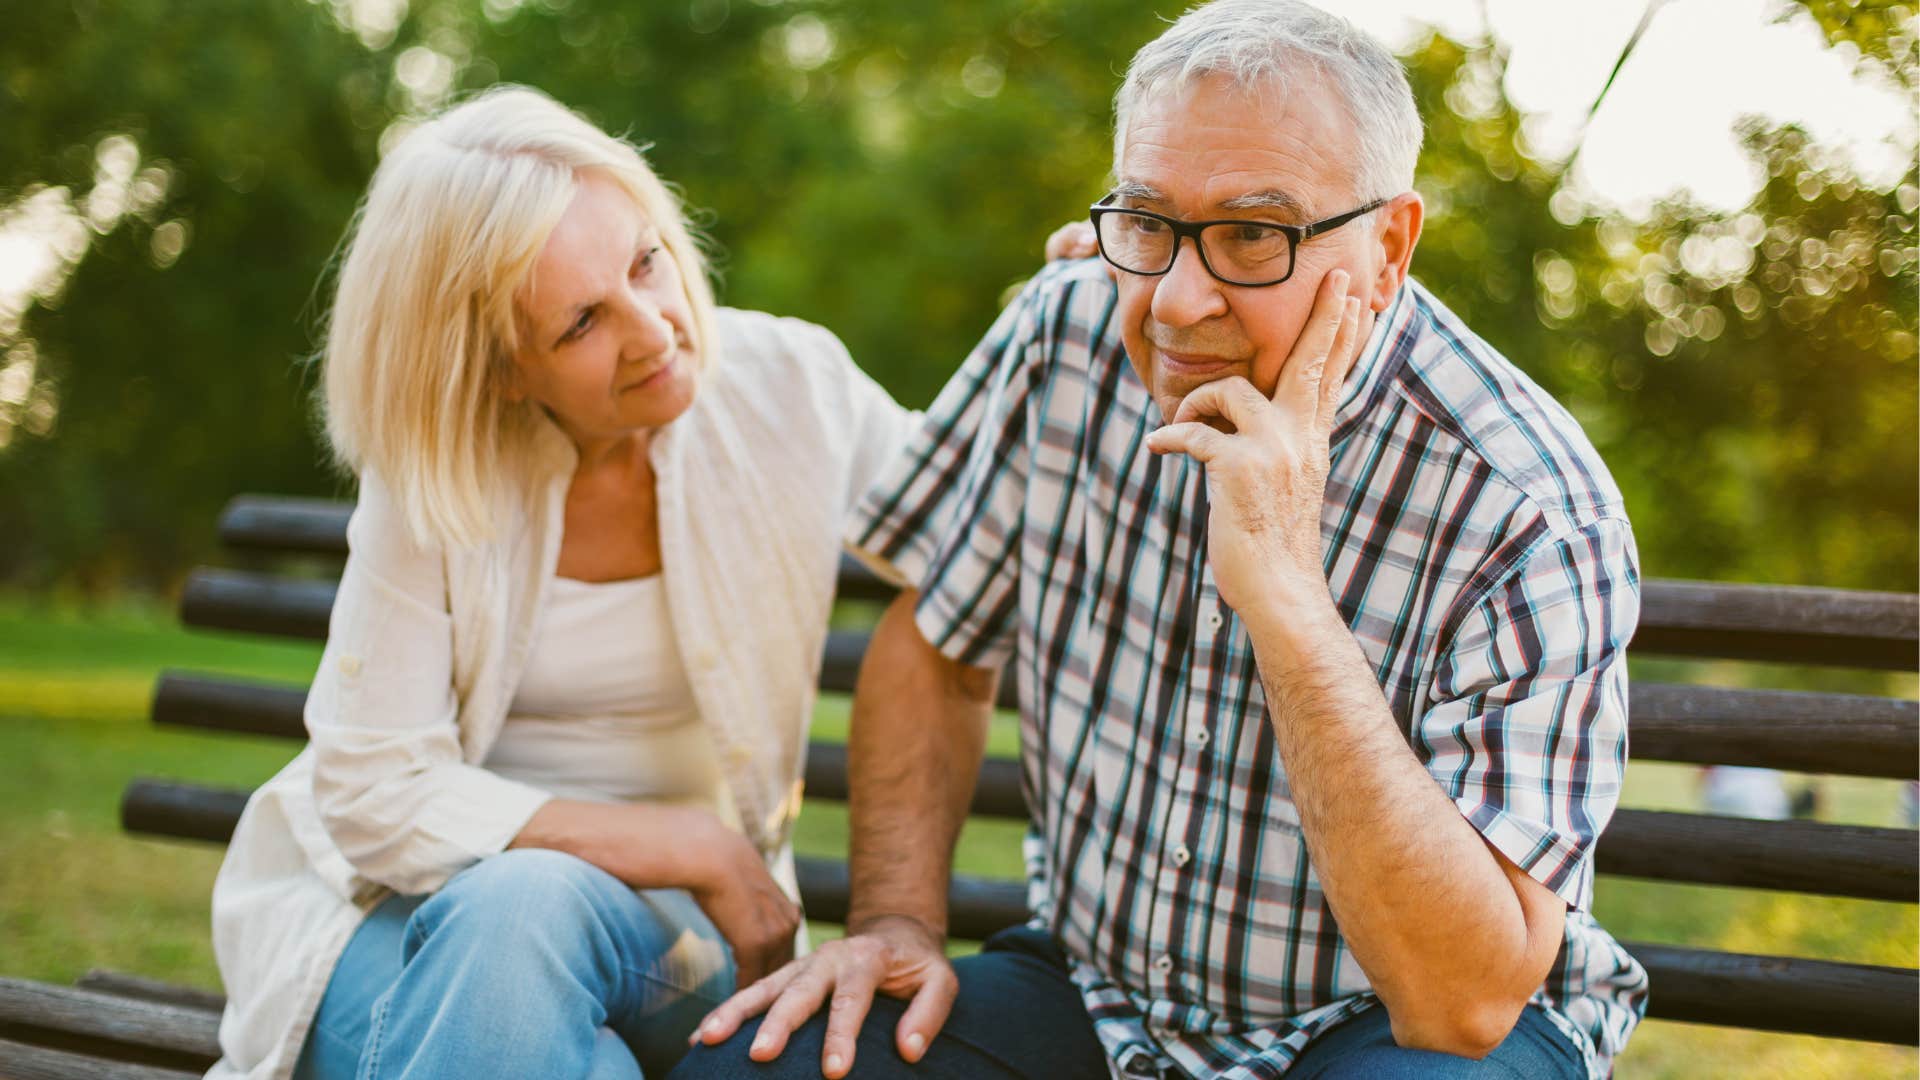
[668,925,1586,1080]
[293,849,734,1080]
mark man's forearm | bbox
[845,591,998,937]
[1242,593,1555,1054]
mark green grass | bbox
[0,592,1914,1077]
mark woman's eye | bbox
[560,308,594,345]
[632,246,660,278]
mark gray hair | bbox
[1114,0,1423,206]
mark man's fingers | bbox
[750,972,835,1062]
[818,964,883,1078]
[1145,421,1229,462]
[692,964,796,1046]
[1317,297,1365,433]
[1274,269,1352,414]
[895,966,960,1064]
[1168,375,1268,433]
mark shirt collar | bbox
[1332,279,1413,438]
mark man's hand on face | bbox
[1144,269,1364,619]
[688,914,958,1079]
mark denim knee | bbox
[407,849,631,958]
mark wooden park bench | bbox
[2,493,1916,1077]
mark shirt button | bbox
[1202,610,1224,632]
[1170,844,1191,868]
[338,654,363,677]
[1189,725,1210,747]
[1153,954,1174,974]
[727,746,753,767]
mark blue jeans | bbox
[294,849,734,1080]
[668,926,1584,1079]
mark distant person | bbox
[1701,765,1792,819]
[203,86,918,1080]
[678,2,1646,1077]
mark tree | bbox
[1,1,1911,594]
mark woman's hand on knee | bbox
[686,825,802,988]
[689,915,955,1080]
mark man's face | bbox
[1111,72,1385,423]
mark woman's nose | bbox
[618,295,676,359]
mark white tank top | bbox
[487,574,737,826]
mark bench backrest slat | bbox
[212,497,1920,668]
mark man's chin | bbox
[1153,371,1227,425]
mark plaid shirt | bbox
[849,259,1648,1079]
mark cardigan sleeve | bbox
[305,472,551,896]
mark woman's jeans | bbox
[293,849,734,1080]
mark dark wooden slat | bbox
[0,978,218,1068]
[1629,942,1919,1044]
[805,743,1027,820]
[70,975,221,1017]
[179,569,332,641]
[120,782,249,845]
[1636,578,1918,670]
[1599,810,1918,901]
[0,1037,202,1080]
[125,776,1920,904]
[794,857,1027,943]
[150,672,306,740]
[217,495,351,556]
[1628,683,1919,779]
[215,495,900,604]
[817,635,1018,713]
[153,666,1919,781]
[215,495,1920,668]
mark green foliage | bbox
[0,2,1913,594]
[1403,30,1919,588]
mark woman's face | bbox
[508,171,701,446]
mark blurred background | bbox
[0,0,1914,1076]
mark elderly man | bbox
[674,2,1646,1077]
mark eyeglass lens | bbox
[1096,212,1293,285]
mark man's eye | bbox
[1126,215,1168,235]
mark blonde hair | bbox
[320,85,716,550]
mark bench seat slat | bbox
[71,973,223,1016]
[0,978,219,1071]
[0,1037,205,1080]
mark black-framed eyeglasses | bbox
[1089,195,1387,287]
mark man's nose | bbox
[1149,236,1229,327]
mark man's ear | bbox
[1368,191,1423,312]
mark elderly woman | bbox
[205,86,914,1080]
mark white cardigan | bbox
[205,309,912,1080]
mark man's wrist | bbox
[1235,567,1344,646]
[847,911,946,945]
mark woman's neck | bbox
[568,428,652,482]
